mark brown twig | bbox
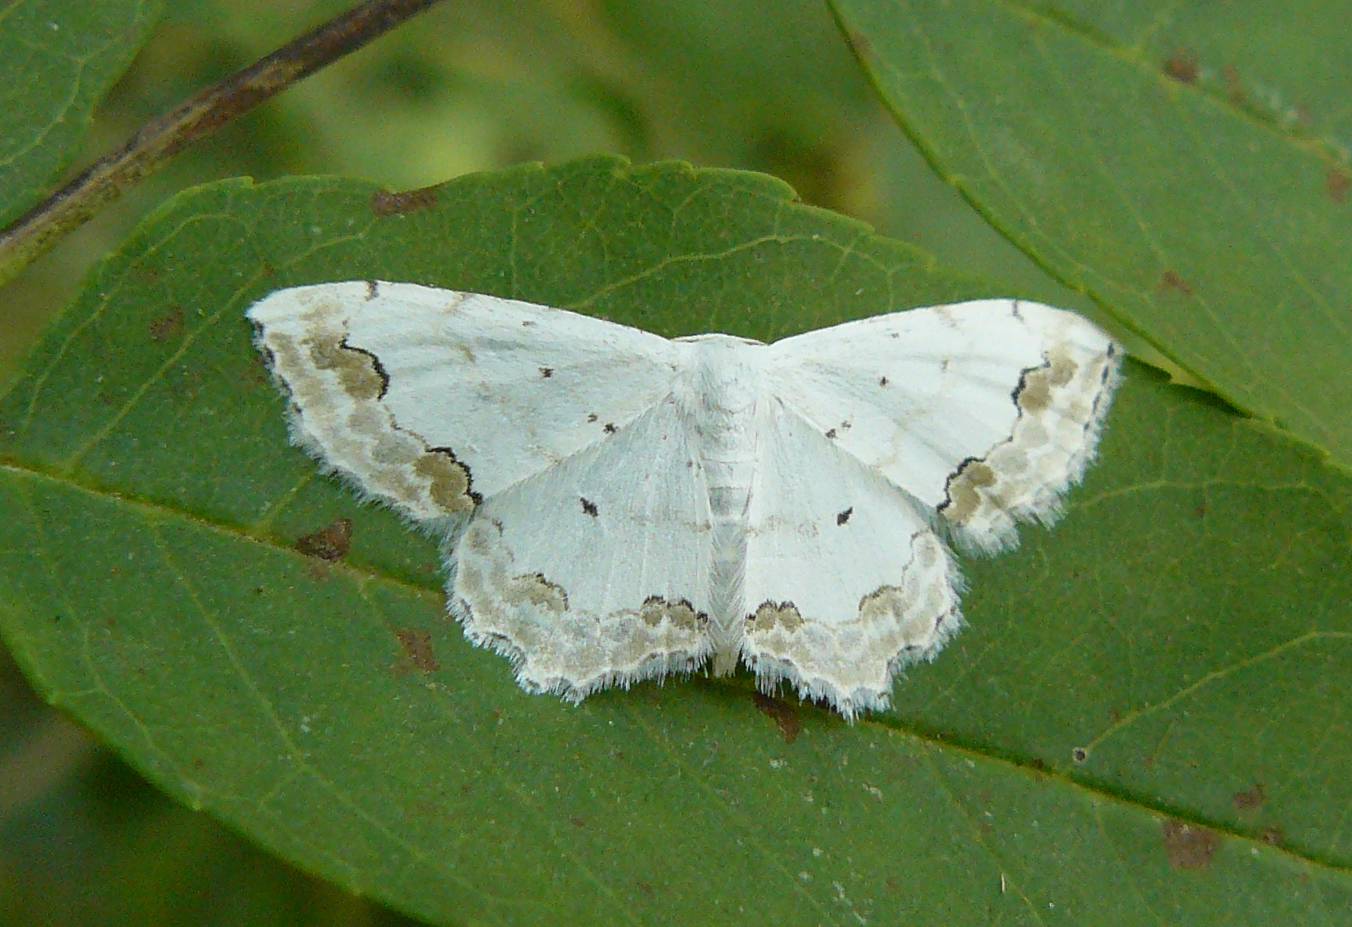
[0,0,444,285]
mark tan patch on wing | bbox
[255,301,477,521]
[746,601,805,633]
[640,596,709,632]
[942,460,996,524]
[741,531,960,721]
[939,334,1121,552]
[503,571,570,611]
[452,517,710,700]
[415,450,476,513]
[307,336,387,401]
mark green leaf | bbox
[1,158,1349,925]
[830,0,1352,470]
[0,646,420,925]
[0,0,163,227]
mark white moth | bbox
[249,281,1121,719]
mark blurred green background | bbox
[1,1,1064,922]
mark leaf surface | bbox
[1,159,1348,925]
[0,0,162,227]
[831,0,1352,469]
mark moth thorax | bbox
[681,337,764,425]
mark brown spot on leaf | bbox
[1164,49,1199,84]
[394,628,439,673]
[753,692,802,744]
[846,31,872,58]
[296,518,352,561]
[248,353,272,386]
[569,816,586,828]
[405,797,444,819]
[1161,820,1220,870]
[149,306,185,342]
[177,368,206,402]
[1233,783,1266,811]
[370,186,439,217]
[1326,168,1350,203]
[1222,65,1248,105]
[1160,269,1194,296]
[1260,825,1285,847]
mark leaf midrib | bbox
[3,455,1349,879]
